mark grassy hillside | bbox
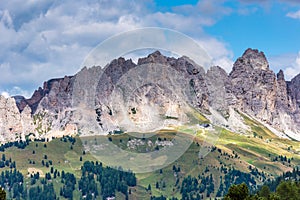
[0,114,300,199]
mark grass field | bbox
[1,113,300,199]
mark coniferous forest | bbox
[0,160,136,200]
[0,135,299,199]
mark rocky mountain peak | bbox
[277,69,285,81]
[291,73,300,83]
[229,48,280,124]
[137,51,206,77]
[110,57,128,66]
[2,49,300,142]
[14,75,74,114]
[289,73,300,106]
[137,50,169,65]
[234,48,269,71]
[103,56,136,85]
[0,95,34,142]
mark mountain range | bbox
[1,48,300,143]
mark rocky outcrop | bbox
[20,105,35,139]
[94,51,208,134]
[8,76,75,141]
[206,66,231,116]
[276,70,289,110]
[228,49,300,138]
[0,95,34,142]
[229,48,277,122]
[288,73,300,107]
[286,74,300,134]
[1,48,300,142]
[15,76,73,113]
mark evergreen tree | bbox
[224,183,249,200]
[0,187,6,200]
[259,185,271,199]
[276,181,299,200]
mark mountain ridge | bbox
[0,48,300,142]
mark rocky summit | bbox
[0,48,300,142]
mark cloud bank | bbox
[0,0,299,97]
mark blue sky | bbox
[1,0,300,97]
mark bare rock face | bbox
[240,48,269,70]
[229,48,277,122]
[228,49,300,138]
[35,76,73,114]
[177,56,208,113]
[11,76,76,139]
[2,48,300,142]
[286,74,300,132]
[0,96,34,142]
[20,105,35,139]
[34,76,76,137]
[15,76,73,114]
[206,66,231,116]
[276,70,295,112]
[138,50,170,66]
[288,73,300,107]
[16,87,44,113]
[96,57,136,101]
[93,51,208,134]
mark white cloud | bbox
[286,10,300,19]
[197,37,234,72]
[284,52,300,80]
[269,52,300,80]
[213,56,234,72]
[0,0,235,97]
[0,0,144,96]
[0,86,31,98]
[1,92,10,98]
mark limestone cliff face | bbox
[93,51,208,134]
[276,70,290,111]
[20,105,35,139]
[12,76,76,139]
[285,74,300,134]
[0,96,34,142]
[206,66,232,116]
[288,74,300,108]
[1,48,300,141]
[16,76,74,113]
[229,49,277,121]
[228,49,300,137]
